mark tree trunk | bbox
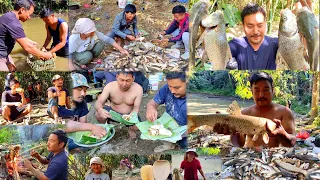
[311,71,320,120]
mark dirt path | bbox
[187,93,254,114]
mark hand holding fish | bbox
[268,118,297,146]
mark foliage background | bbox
[188,70,315,115]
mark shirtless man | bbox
[95,71,143,138]
[214,72,296,148]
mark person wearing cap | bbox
[158,5,189,60]
[180,149,206,180]
[1,79,32,121]
[47,74,71,121]
[69,18,129,70]
[107,4,139,46]
[39,8,69,58]
[95,71,143,139]
[0,0,53,72]
[146,72,187,152]
[24,130,68,180]
[85,157,110,180]
[65,73,107,149]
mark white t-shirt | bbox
[69,31,115,54]
[85,172,110,180]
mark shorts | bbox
[47,98,74,118]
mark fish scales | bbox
[277,9,309,70]
[296,7,319,71]
[189,0,210,69]
[201,10,229,70]
[188,114,276,135]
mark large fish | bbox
[189,0,210,70]
[277,9,309,70]
[296,7,319,71]
[200,10,230,70]
[188,101,277,144]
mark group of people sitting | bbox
[0,0,189,71]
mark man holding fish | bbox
[213,72,296,148]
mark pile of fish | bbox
[219,147,320,179]
[103,42,188,72]
[27,53,55,71]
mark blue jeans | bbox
[176,137,187,149]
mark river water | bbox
[10,15,70,71]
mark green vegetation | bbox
[197,147,221,155]
[0,0,67,14]
[0,127,18,144]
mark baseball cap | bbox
[71,73,90,88]
[52,74,63,82]
[186,149,198,157]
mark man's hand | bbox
[146,106,157,122]
[126,35,136,41]
[16,102,22,107]
[269,119,286,136]
[23,159,33,170]
[55,89,61,98]
[30,150,40,158]
[90,124,107,138]
[213,124,234,135]
[120,49,129,55]
[41,51,53,60]
[160,31,166,36]
[161,38,169,42]
[97,108,111,119]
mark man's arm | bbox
[146,99,159,122]
[42,25,52,50]
[65,120,107,138]
[131,85,143,113]
[47,88,58,99]
[112,14,127,39]
[16,38,52,60]
[49,22,68,53]
[20,92,27,105]
[132,17,139,37]
[66,96,71,109]
[95,84,111,118]
[271,107,296,147]
[199,169,206,180]
[23,159,49,180]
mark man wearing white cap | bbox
[47,74,71,121]
[69,18,129,70]
[85,157,110,180]
[180,149,206,180]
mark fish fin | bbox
[262,132,269,144]
[252,134,259,141]
[227,101,242,115]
